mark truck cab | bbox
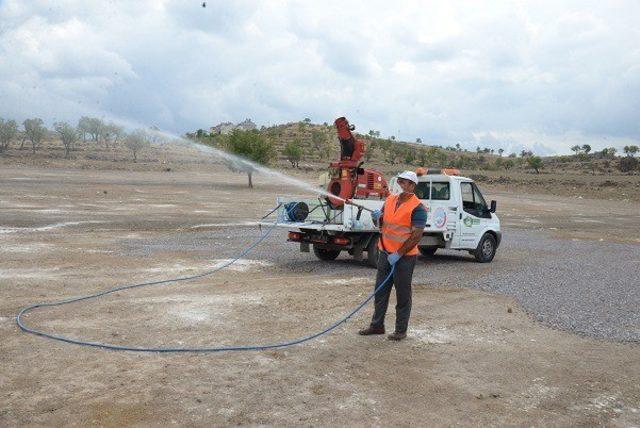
[391,173,501,262]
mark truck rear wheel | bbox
[313,245,341,261]
[473,233,497,263]
[418,246,438,257]
[366,236,379,268]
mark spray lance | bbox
[344,198,375,213]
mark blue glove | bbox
[387,252,401,265]
[371,209,382,223]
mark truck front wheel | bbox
[313,245,341,261]
[473,233,497,263]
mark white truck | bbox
[262,171,501,267]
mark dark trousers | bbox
[370,250,417,333]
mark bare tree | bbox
[77,116,91,143]
[54,121,78,159]
[18,130,27,150]
[0,118,18,153]
[77,117,104,143]
[89,117,104,142]
[107,123,125,148]
[23,118,47,154]
[98,122,124,149]
[124,129,149,162]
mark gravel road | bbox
[127,224,640,343]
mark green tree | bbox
[498,148,504,157]
[283,139,303,168]
[225,130,274,188]
[404,147,416,165]
[623,145,639,157]
[54,121,78,159]
[582,144,592,154]
[503,159,515,170]
[571,145,582,155]
[618,156,638,172]
[527,156,543,173]
[311,129,325,152]
[321,141,333,160]
[417,147,428,165]
[23,118,47,154]
[385,144,401,165]
[124,129,150,163]
[378,138,391,153]
[109,123,125,147]
[364,141,376,162]
[0,118,18,153]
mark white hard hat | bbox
[397,170,418,185]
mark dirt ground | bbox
[1,166,639,426]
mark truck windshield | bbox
[416,182,450,200]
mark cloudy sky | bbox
[1,1,638,154]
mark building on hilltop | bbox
[237,119,257,131]
[210,119,257,135]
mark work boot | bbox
[387,331,407,341]
[358,326,385,335]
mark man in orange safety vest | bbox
[358,171,427,341]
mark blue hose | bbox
[17,209,394,353]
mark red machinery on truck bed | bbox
[262,117,501,267]
[327,117,389,207]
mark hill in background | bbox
[0,116,638,201]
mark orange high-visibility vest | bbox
[378,193,422,256]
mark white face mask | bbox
[398,183,415,195]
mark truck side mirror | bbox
[490,200,497,213]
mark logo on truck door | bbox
[433,208,447,228]
[463,216,481,227]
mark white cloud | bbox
[0,0,638,154]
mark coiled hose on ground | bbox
[17,207,394,353]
